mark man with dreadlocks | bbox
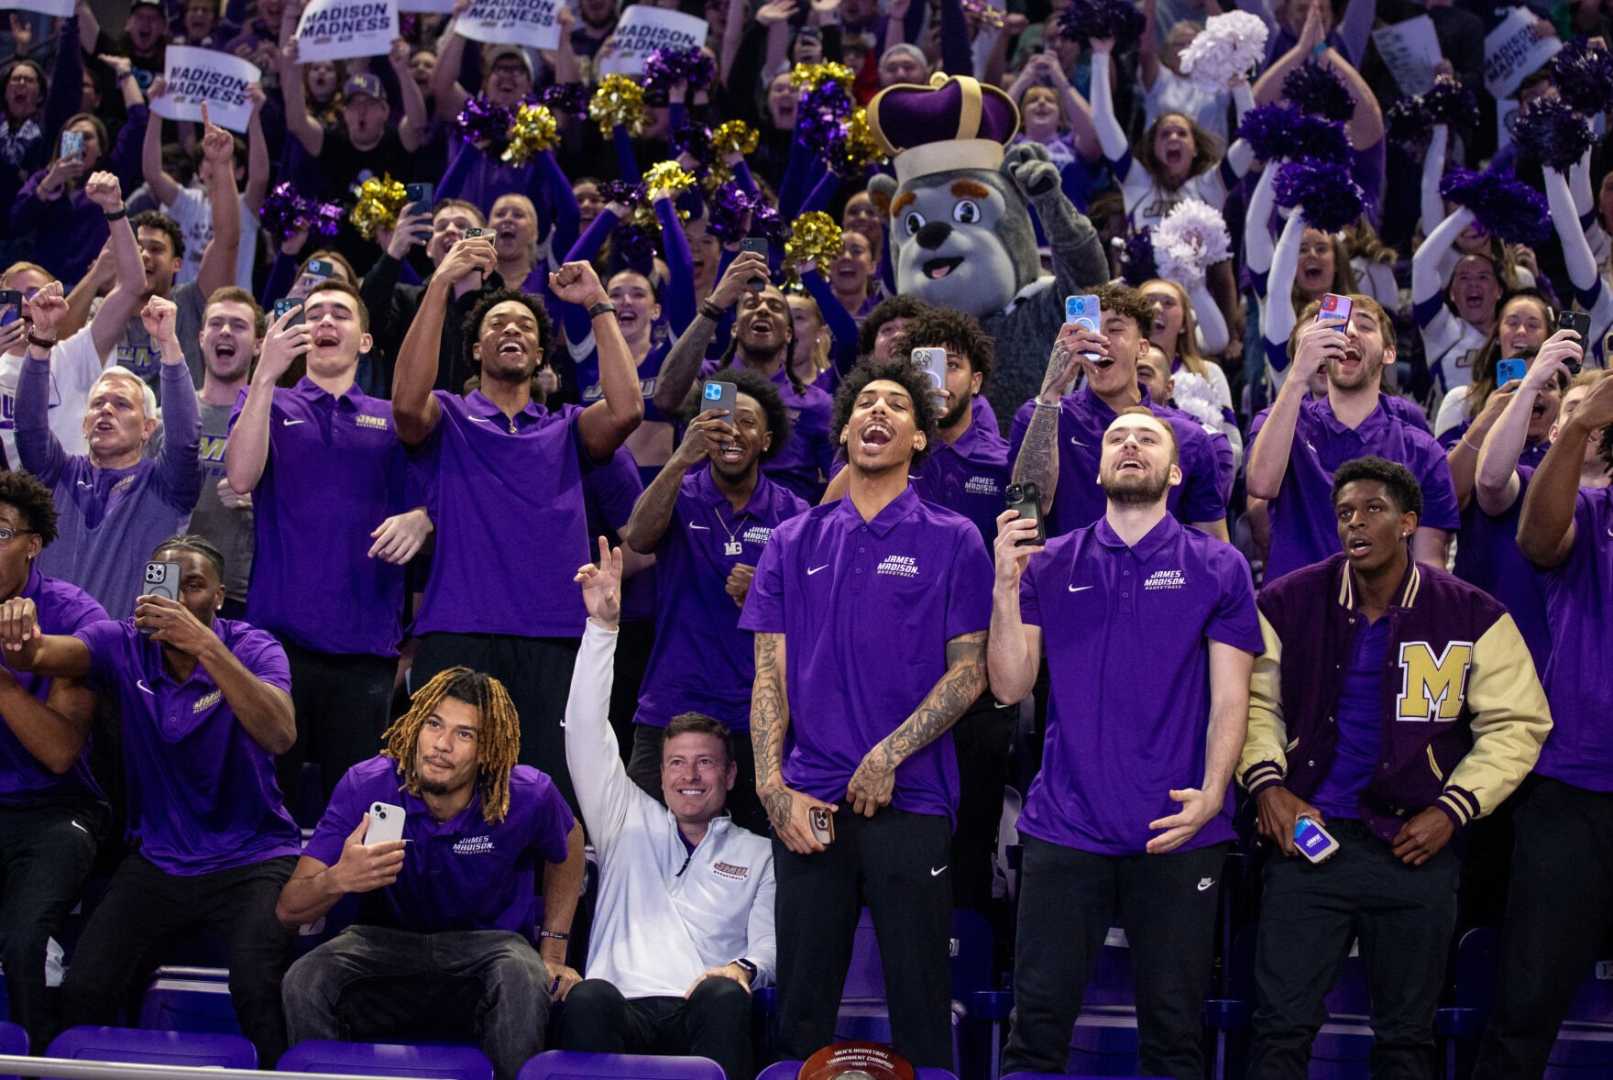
[276,664,586,1080]
[0,533,300,1065]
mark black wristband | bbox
[699,300,724,321]
[26,334,55,351]
[103,207,128,221]
[588,300,616,319]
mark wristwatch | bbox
[732,957,758,983]
[588,300,617,319]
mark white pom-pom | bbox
[1178,11,1269,93]
[1151,199,1231,288]
[1169,369,1223,430]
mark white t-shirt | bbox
[166,187,259,291]
[0,325,107,468]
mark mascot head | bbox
[867,74,1042,318]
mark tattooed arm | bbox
[1011,322,1093,513]
[751,632,837,854]
[652,252,770,416]
[845,631,989,817]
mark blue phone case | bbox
[1497,358,1528,388]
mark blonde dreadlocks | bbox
[380,667,523,825]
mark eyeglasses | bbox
[0,528,37,543]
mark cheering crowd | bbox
[1,0,1612,1076]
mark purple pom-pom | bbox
[539,82,590,118]
[1386,97,1431,152]
[672,121,712,163]
[706,182,755,243]
[456,94,514,149]
[1548,40,1613,116]
[1272,157,1366,232]
[797,79,855,158]
[1058,0,1145,47]
[1508,95,1595,171]
[599,179,639,206]
[751,201,789,244]
[1237,102,1351,165]
[1439,167,1550,246]
[615,224,659,275]
[643,46,717,95]
[1119,228,1157,287]
[312,200,343,238]
[258,182,307,244]
[1421,75,1476,129]
[1282,60,1354,122]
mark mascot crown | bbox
[867,73,1021,187]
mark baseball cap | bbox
[342,73,387,104]
[486,45,535,78]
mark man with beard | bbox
[619,366,805,833]
[226,279,430,814]
[282,55,429,202]
[739,359,991,1068]
[989,408,1262,1080]
[1241,457,1548,1079]
[1248,294,1459,582]
[392,253,643,813]
[1010,282,1227,540]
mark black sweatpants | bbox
[560,977,754,1080]
[1002,835,1228,1080]
[626,724,768,838]
[1474,777,1613,1079]
[1247,819,1458,1080]
[276,642,396,824]
[773,807,954,1068]
[412,633,581,811]
[950,693,1014,914]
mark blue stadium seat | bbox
[137,966,242,1035]
[47,1025,257,1068]
[1545,956,1613,1074]
[756,1062,958,1080]
[0,1021,24,1054]
[1436,927,1495,1077]
[516,1050,725,1080]
[280,1039,494,1080]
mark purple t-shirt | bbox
[232,378,408,657]
[1310,618,1391,821]
[74,617,300,875]
[910,413,1012,545]
[582,446,652,623]
[1454,454,1553,674]
[1536,486,1613,791]
[0,568,108,807]
[739,488,993,822]
[1260,396,1460,583]
[306,755,574,942]
[636,466,808,731]
[1017,514,1262,855]
[1009,386,1226,539]
[411,391,592,638]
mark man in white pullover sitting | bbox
[561,538,776,1080]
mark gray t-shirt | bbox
[185,400,254,602]
[111,281,206,397]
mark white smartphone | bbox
[1294,816,1340,863]
[364,801,406,845]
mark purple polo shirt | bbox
[1454,454,1553,674]
[411,391,592,638]
[761,368,834,504]
[1017,515,1262,855]
[1008,386,1226,539]
[1536,486,1613,791]
[582,447,653,623]
[636,466,808,731]
[232,378,408,657]
[1259,396,1460,583]
[74,617,300,875]
[0,568,108,807]
[306,755,574,942]
[739,487,993,822]
[911,412,1012,545]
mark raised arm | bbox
[1246,319,1341,500]
[1420,124,1448,240]
[1545,166,1599,293]
[15,289,71,485]
[141,81,185,208]
[1245,162,1278,279]
[651,252,769,416]
[1518,377,1613,567]
[987,509,1043,704]
[430,11,471,120]
[1412,209,1473,307]
[144,299,204,512]
[1262,208,1305,348]
[1086,44,1129,164]
[225,305,310,493]
[565,543,644,844]
[1189,277,1230,355]
[194,108,242,300]
[621,415,727,553]
[279,42,326,156]
[1474,343,1577,515]
[389,38,430,153]
[390,238,494,445]
[1012,326,1086,512]
[244,85,270,214]
[549,261,644,460]
[86,172,147,358]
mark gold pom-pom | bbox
[789,61,855,94]
[642,160,696,198]
[502,103,559,166]
[712,119,759,158]
[590,75,647,137]
[349,174,407,241]
[784,211,843,272]
[835,107,884,174]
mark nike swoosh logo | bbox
[1069,437,1087,448]
[806,565,829,576]
[77,480,93,489]
[1068,585,1093,593]
[281,418,306,427]
[468,416,493,424]
[930,865,947,877]
[688,524,710,531]
[1197,877,1215,892]
[136,680,155,696]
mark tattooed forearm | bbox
[879,632,988,769]
[1012,403,1061,509]
[750,632,790,790]
[652,314,721,416]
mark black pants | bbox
[950,694,1014,914]
[1002,835,1228,1080]
[413,633,581,812]
[1475,777,1613,1079]
[774,808,954,1068]
[626,724,768,838]
[61,853,297,1066]
[559,977,753,1080]
[1248,819,1457,1080]
[0,802,102,1050]
[276,642,396,825]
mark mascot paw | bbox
[1005,143,1059,199]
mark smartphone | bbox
[809,806,834,846]
[139,561,181,635]
[1496,358,1528,388]
[403,182,433,218]
[741,238,769,291]
[1317,292,1353,327]
[272,297,304,326]
[1065,294,1099,330]
[304,258,335,281]
[364,801,406,845]
[1004,483,1045,547]
[1293,816,1340,864]
[465,227,486,239]
[1558,309,1590,374]
[59,130,84,160]
[0,289,20,327]
[701,379,737,417]
[910,346,947,394]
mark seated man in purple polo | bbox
[1247,294,1459,582]
[740,359,992,1068]
[618,365,806,832]
[990,408,1261,1080]
[1242,457,1549,1079]
[18,283,201,618]
[1010,282,1228,542]
[1476,374,1613,1077]
[0,471,108,1052]
[276,667,585,1080]
[225,278,429,817]
[392,255,643,813]
[0,534,300,1065]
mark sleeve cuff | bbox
[1241,760,1284,794]
[1435,785,1480,829]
